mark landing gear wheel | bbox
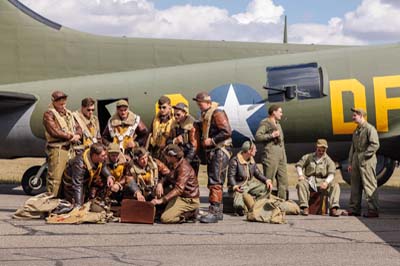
[21,165,47,195]
[340,155,395,187]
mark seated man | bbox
[228,141,273,216]
[151,144,200,224]
[296,139,344,217]
[62,143,114,208]
[105,143,128,203]
[123,147,169,202]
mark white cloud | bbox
[18,0,400,44]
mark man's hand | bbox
[151,198,163,205]
[107,176,114,187]
[70,134,81,143]
[298,175,305,181]
[126,140,136,149]
[347,165,352,172]
[203,138,213,147]
[111,184,120,193]
[234,186,244,193]
[320,182,328,190]
[266,179,273,190]
[174,135,183,144]
[156,183,164,198]
[271,130,280,138]
[136,192,145,202]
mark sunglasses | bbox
[159,105,168,110]
[86,108,95,112]
[174,113,182,118]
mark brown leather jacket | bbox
[203,109,231,147]
[159,158,200,201]
[43,108,82,143]
[228,153,267,189]
[62,153,112,207]
[169,115,200,161]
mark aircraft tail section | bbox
[0,91,37,112]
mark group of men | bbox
[43,89,380,224]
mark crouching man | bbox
[296,139,344,217]
[62,143,114,208]
[151,144,200,223]
[228,141,273,216]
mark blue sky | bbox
[20,0,400,44]
[153,0,362,24]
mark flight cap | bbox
[241,141,254,152]
[351,107,367,117]
[107,143,121,154]
[316,139,328,149]
[173,102,188,113]
[164,144,184,159]
[51,90,68,101]
[116,99,129,107]
[193,91,211,102]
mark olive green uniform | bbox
[255,118,288,199]
[348,121,380,213]
[296,153,340,209]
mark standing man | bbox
[102,99,148,154]
[148,96,174,159]
[347,108,380,218]
[193,92,232,223]
[43,90,81,197]
[73,97,101,152]
[170,102,200,175]
[151,144,200,224]
[228,141,272,216]
[255,104,288,200]
[296,139,343,217]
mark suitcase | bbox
[120,199,155,224]
[309,191,328,215]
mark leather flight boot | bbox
[199,205,219,223]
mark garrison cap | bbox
[351,107,367,117]
[173,102,188,113]
[158,95,171,105]
[116,99,129,107]
[241,141,254,152]
[316,139,328,148]
[51,90,68,101]
[164,144,184,159]
[193,91,211,102]
[107,143,121,154]
[132,147,149,159]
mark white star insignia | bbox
[222,84,264,140]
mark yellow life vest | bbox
[107,111,140,151]
[129,156,158,188]
[150,114,174,149]
[73,111,100,148]
[82,149,103,187]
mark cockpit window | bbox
[266,63,325,102]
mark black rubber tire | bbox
[21,165,47,195]
[341,155,396,187]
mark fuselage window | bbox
[266,63,324,102]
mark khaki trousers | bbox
[233,179,268,212]
[161,196,200,224]
[296,178,341,209]
[349,155,379,213]
[46,147,69,197]
[263,155,288,199]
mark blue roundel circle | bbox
[209,83,267,147]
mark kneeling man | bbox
[151,144,200,223]
[296,139,343,217]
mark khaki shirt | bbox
[296,153,335,179]
[348,121,380,165]
[255,117,285,158]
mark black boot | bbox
[199,204,220,223]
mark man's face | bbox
[352,112,363,124]
[82,104,95,119]
[316,147,326,157]
[108,152,119,163]
[165,154,177,165]
[249,145,257,157]
[53,98,67,112]
[92,150,107,164]
[158,103,171,116]
[273,108,283,121]
[137,154,149,168]
[173,110,186,123]
[196,101,211,112]
[117,106,129,120]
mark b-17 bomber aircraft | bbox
[1,0,399,194]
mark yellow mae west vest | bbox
[73,111,100,148]
[107,111,140,151]
[150,114,174,149]
[108,153,126,182]
[45,106,75,145]
[82,149,103,187]
[129,156,158,190]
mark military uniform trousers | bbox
[46,147,70,197]
[233,179,268,212]
[161,197,200,224]
[207,148,231,204]
[262,153,288,200]
[349,154,379,213]
[296,178,340,209]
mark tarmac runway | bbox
[0,185,399,266]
